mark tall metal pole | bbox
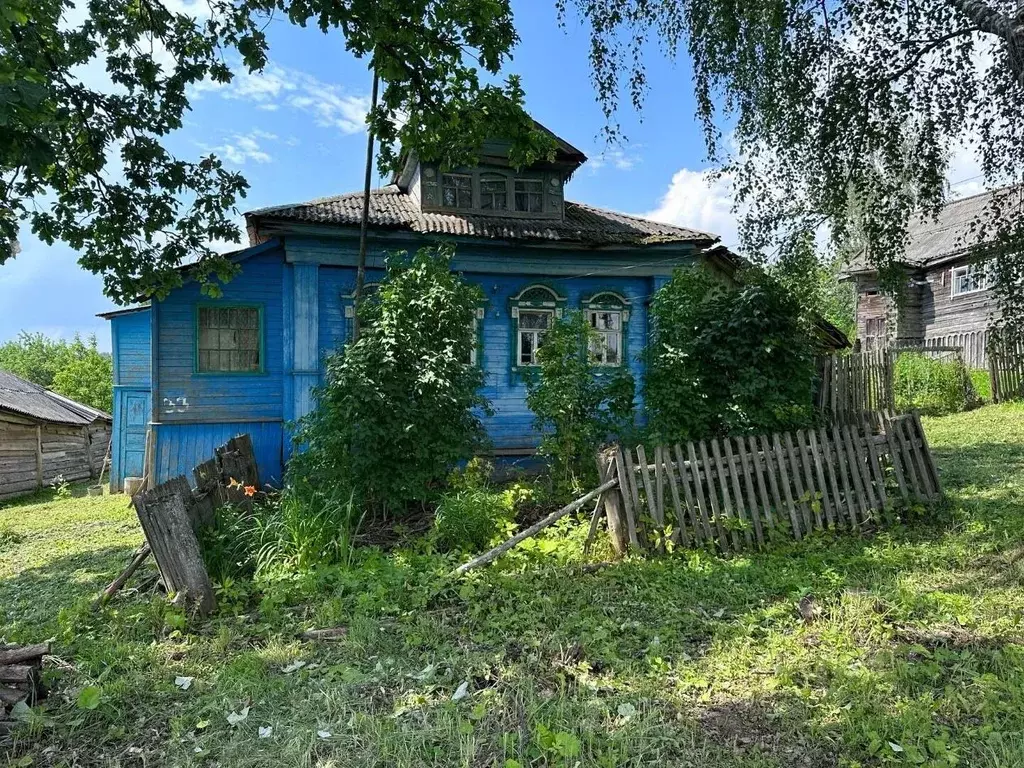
[352,67,380,342]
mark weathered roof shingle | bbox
[248,186,716,247]
[0,370,110,426]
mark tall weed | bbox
[894,352,980,415]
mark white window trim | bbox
[516,308,554,367]
[950,264,991,298]
[467,307,484,366]
[583,291,630,368]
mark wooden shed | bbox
[0,370,112,501]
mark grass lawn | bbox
[3,404,1024,767]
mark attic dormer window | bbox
[514,178,543,213]
[442,173,472,208]
[480,173,508,211]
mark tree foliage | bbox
[287,245,488,513]
[0,331,112,412]
[563,0,1024,334]
[525,312,635,494]
[645,267,817,441]
[2,0,550,303]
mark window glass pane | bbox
[605,334,620,364]
[480,175,507,211]
[514,178,543,213]
[198,307,260,372]
[442,174,472,208]
[520,310,550,330]
[520,332,534,365]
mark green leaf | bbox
[77,685,102,710]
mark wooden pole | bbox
[352,67,380,343]
[34,424,42,490]
[453,477,619,575]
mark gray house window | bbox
[196,306,262,373]
[442,174,472,208]
[480,174,508,211]
[514,178,544,212]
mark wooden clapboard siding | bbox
[604,412,940,554]
[109,309,152,491]
[153,421,284,489]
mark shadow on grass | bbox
[0,544,140,639]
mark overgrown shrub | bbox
[645,267,817,441]
[198,488,362,580]
[970,369,992,402]
[433,488,513,552]
[525,311,635,494]
[287,245,489,513]
[894,352,979,415]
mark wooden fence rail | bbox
[988,338,1024,403]
[598,412,940,555]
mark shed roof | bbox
[247,186,717,248]
[0,370,111,426]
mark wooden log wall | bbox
[0,414,111,501]
[988,337,1024,404]
[599,412,941,555]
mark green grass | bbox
[3,404,1024,766]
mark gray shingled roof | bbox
[843,187,1021,274]
[0,370,110,426]
[248,186,717,247]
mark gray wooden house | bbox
[840,188,1014,368]
[0,371,112,501]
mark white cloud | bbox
[201,130,276,165]
[642,168,736,246]
[589,145,643,173]
[194,63,370,135]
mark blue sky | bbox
[1,0,984,352]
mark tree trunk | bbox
[948,0,1024,83]
[352,68,380,342]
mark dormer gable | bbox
[395,121,586,222]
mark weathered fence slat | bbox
[723,438,753,547]
[708,439,739,550]
[601,411,940,556]
[736,438,764,546]
[614,447,640,549]
[698,440,730,552]
[681,443,714,544]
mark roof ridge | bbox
[246,185,401,216]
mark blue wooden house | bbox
[102,126,743,491]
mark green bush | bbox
[525,311,635,495]
[0,332,112,412]
[198,488,362,580]
[645,267,818,442]
[893,352,979,415]
[970,369,992,402]
[288,245,488,513]
[433,488,513,552]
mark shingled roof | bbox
[247,186,717,248]
[842,186,1022,275]
[0,370,110,426]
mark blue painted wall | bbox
[150,248,287,485]
[109,310,152,490]
[111,234,696,487]
[153,421,285,487]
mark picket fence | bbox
[988,338,1024,403]
[597,412,940,555]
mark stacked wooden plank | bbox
[599,411,941,555]
[124,433,260,617]
[0,642,48,737]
